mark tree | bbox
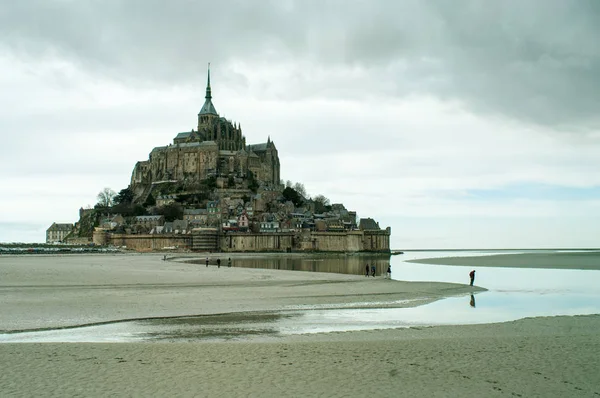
[96,188,116,208]
[313,194,331,213]
[155,202,183,222]
[247,170,259,193]
[293,182,307,199]
[113,187,134,205]
[143,193,156,207]
[282,186,304,207]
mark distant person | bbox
[386,264,391,279]
[163,255,167,261]
[469,270,476,286]
[206,257,209,267]
[228,258,231,268]
[371,265,376,277]
[470,294,476,308]
[217,258,221,268]
[365,264,369,277]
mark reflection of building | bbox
[46,223,73,243]
[130,67,280,200]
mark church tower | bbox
[198,64,218,131]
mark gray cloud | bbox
[1,0,599,130]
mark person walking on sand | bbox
[206,257,209,267]
[217,258,221,268]
[386,264,391,279]
[365,264,369,277]
[371,264,376,277]
[469,270,476,286]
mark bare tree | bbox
[293,182,307,198]
[96,187,116,208]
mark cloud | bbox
[1,0,599,129]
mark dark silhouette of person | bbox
[470,294,476,308]
[365,264,369,277]
[217,258,221,268]
[371,265,376,277]
[386,264,391,279]
[469,270,476,286]
[206,257,209,267]
[228,258,231,267]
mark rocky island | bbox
[60,68,390,253]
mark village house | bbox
[46,223,74,243]
[133,215,165,233]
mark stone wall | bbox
[105,233,192,252]
[220,233,294,252]
[97,228,390,253]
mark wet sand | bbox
[1,253,598,397]
[408,251,600,270]
[0,253,479,332]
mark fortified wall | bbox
[94,228,391,253]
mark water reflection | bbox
[189,254,392,277]
[469,294,476,308]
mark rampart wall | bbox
[95,229,390,253]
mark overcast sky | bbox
[1,0,599,248]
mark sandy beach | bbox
[407,251,600,270]
[1,253,598,397]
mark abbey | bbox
[130,68,280,196]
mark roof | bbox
[175,132,192,140]
[359,218,380,231]
[184,208,207,215]
[135,215,164,221]
[199,98,218,115]
[176,141,217,148]
[247,143,269,152]
[47,223,73,231]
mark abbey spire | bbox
[198,63,218,117]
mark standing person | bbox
[228,258,231,268]
[217,258,221,268]
[386,264,391,279]
[469,270,476,286]
[365,264,369,277]
[206,257,209,267]
[371,264,376,277]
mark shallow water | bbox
[2,250,600,343]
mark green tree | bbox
[247,170,259,193]
[283,186,304,207]
[114,187,134,205]
[156,202,183,222]
[144,194,156,207]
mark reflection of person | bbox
[371,265,376,277]
[469,270,476,286]
[386,264,391,279]
[228,258,232,267]
[470,294,476,308]
[365,264,369,277]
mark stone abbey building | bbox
[130,68,280,197]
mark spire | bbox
[205,62,212,100]
[198,63,218,116]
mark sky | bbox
[1,0,599,248]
